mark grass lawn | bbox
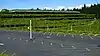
[0,54,8,56]
[0,18,100,36]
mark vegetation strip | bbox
[0,18,100,36]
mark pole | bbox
[30,20,32,39]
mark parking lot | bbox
[0,30,100,56]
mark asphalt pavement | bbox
[0,30,100,56]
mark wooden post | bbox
[30,20,32,39]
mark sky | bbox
[0,0,99,10]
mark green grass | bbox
[0,18,100,36]
[0,14,95,17]
[0,54,8,56]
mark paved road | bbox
[0,30,100,56]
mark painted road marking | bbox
[20,38,22,40]
[85,48,91,51]
[72,35,75,38]
[12,53,16,56]
[13,38,16,40]
[1,50,7,54]
[72,46,76,49]
[8,37,10,39]
[57,33,59,36]
[43,32,46,35]
[46,36,51,39]
[26,40,28,42]
[80,35,84,39]
[50,43,53,46]
[41,41,44,44]
[25,40,28,44]
[60,44,64,47]
[64,34,66,37]
[89,36,94,39]
[49,33,52,35]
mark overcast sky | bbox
[0,0,99,10]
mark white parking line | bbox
[89,36,94,39]
[72,35,75,38]
[26,40,28,42]
[47,32,50,34]
[50,43,53,46]
[25,40,28,44]
[72,46,76,49]
[43,32,46,35]
[13,38,16,40]
[64,35,66,37]
[80,35,83,39]
[46,36,51,39]
[1,50,7,54]
[41,41,44,44]
[12,53,16,56]
[8,37,10,39]
[85,48,91,51]
[20,38,22,40]
[49,33,52,35]
[60,44,64,47]
[57,33,59,36]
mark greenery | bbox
[0,4,100,18]
[0,14,95,16]
[0,18,100,36]
[0,14,96,19]
[0,54,8,56]
[0,3,100,56]
[0,3,100,36]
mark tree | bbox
[36,8,40,10]
[66,9,70,11]
[1,9,9,13]
[73,8,76,11]
[84,4,86,8]
[43,8,46,11]
[61,8,65,11]
[30,8,34,10]
[54,9,56,11]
